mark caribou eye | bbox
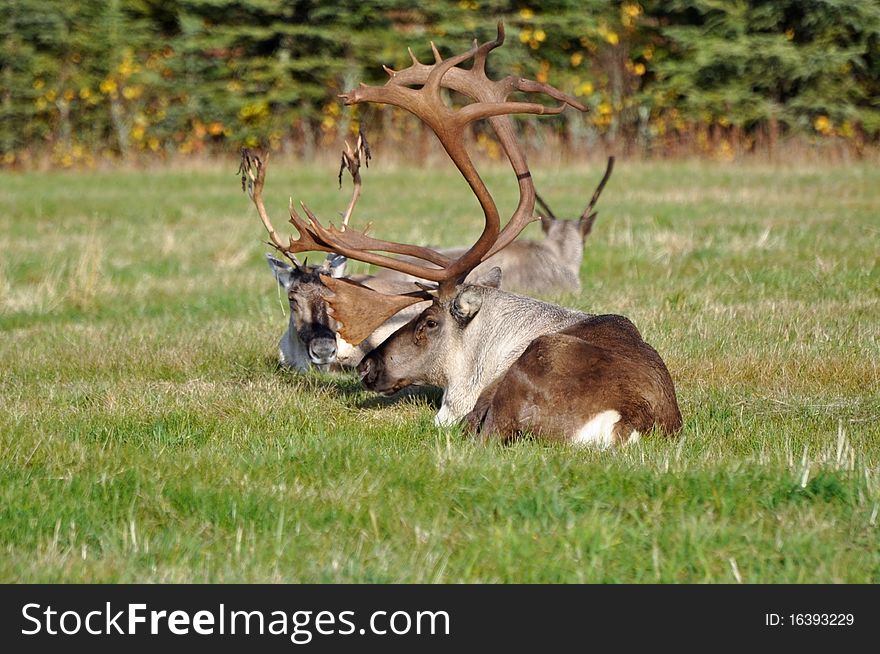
[425,319,438,329]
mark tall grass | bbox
[1,160,878,582]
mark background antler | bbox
[535,156,615,225]
[337,129,371,229]
[535,193,558,221]
[238,148,301,266]
[579,156,615,223]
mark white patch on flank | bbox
[572,410,621,448]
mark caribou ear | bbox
[471,266,502,289]
[540,214,553,233]
[321,252,348,278]
[451,287,484,324]
[266,254,295,289]
[579,212,598,239]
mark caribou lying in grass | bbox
[246,23,682,446]
[265,253,346,371]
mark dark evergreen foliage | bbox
[2,0,876,165]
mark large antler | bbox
[249,23,585,343]
[377,23,586,261]
[286,22,585,291]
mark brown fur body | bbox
[463,314,682,444]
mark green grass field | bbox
[1,159,878,582]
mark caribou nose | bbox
[308,338,337,365]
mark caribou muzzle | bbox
[357,353,408,395]
[301,323,338,367]
[307,337,337,366]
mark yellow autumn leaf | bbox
[576,81,594,96]
[623,3,642,18]
[813,115,833,136]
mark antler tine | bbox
[338,129,372,229]
[580,156,615,221]
[422,42,482,105]
[237,148,301,266]
[471,21,505,76]
[293,201,455,280]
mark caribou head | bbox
[534,156,615,258]
[266,253,346,371]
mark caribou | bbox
[265,252,347,371]
[265,253,427,370]
[243,23,681,445]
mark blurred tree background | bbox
[2,0,878,167]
